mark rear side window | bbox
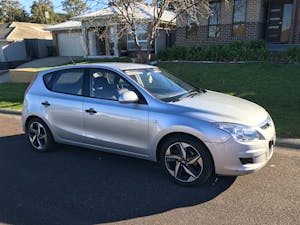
[44,69,85,96]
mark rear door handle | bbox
[41,101,50,107]
[85,108,97,114]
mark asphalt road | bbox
[0,114,299,225]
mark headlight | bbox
[214,123,264,142]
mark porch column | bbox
[110,24,119,57]
[154,30,157,55]
[294,0,300,43]
[289,0,297,43]
[81,26,89,56]
[0,43,5,62]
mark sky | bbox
[19,0,64,14]
[19,0,108,14]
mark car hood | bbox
[171,90,268,127]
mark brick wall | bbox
[176,22,263,46]
[176,0,264,46]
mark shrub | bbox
[188,45,207,61]
[157,40,269,62]
[157,46,189,60]
[249,40,270,61]
[282,47,300,63]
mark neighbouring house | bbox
[45,3,176,58]
[176,0,300,47]
[44,21,84,57]
[0,22,53,62]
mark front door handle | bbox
[41,101,50,107]
[85,108,97,114]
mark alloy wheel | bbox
[28,122,47,150]
[164,142,203,183]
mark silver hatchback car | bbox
[22,63,276,185]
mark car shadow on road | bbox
[0,134,236,225]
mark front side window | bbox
[90,69,135,101]
[44,69,85,96]
[208,1,221,37]
[124,68,197,102]
[233,0,247,36]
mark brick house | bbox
[176,0,300,46]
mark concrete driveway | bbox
[4,56,83,83]
[0,114,299,225]
[17,56,81,69]
[1,57,80,83]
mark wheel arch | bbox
[25,115,43,130]
[24,115,55,140]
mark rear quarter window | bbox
[43,69,85,96]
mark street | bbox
[0,114,299,225]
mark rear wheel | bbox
[26,118,54,152]
[159,135,214,186]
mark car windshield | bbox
[123,68,200,102]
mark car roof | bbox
[39,62,157,77]
[88,62,156,71]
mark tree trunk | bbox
[146,30,156,64]
[132,28,143,63]
[146,38,154,63]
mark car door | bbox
[41,68,88,143]
[82,68,149,156]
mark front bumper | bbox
[206,123,276,176]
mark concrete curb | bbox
[159,60,261,64]
[0,109,22,116]
[276,138,300,150]
[0,109,299,150]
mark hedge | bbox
[157,40,300,63]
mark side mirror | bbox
[118,91,139,104]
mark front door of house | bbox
[265,0,293,43]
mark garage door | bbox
[57,32,86,56]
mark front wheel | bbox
[160,135,214,186]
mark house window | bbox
[127,24,148,50]
[208,1,222,38]
[186,24,198,38]
[233,0,247,36]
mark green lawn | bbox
[0,83,28,111]
[158,62,300,138]
[0,63,299,137]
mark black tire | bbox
[25,117,55,153]
[159,134,214,186]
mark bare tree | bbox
[76,0,228,63]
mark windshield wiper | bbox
[178,88,200,100]
[164,88,206,102]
